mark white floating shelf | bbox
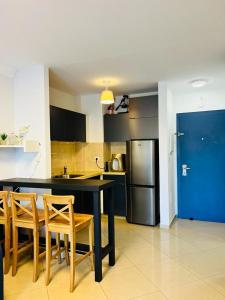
[0,145,24,148]
[0,140,40,152]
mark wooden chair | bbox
[0,191,11,274]
[43,194,94,292]
[10,192,46,282]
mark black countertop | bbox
[0,178,114,192]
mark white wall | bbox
[0,74,17,179]
[159,81,225,227]
[14,65,51,179]
[80,94,104,143]
[171,84,225,215]
[49,87,81,112]
[172,86,225,113]
[158,82,176,227]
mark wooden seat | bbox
[0,191,11,274]
[10,192,46,282]
[43,194,94,292]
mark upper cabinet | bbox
[50,106,86,142]
[104,113,130,142]
[129,95,158,118]
[103,95,158,141]
[129,117,158,139]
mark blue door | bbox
[177,110,225,222]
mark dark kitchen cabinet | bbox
[52,189,94,214]
[129,95,158,118]
[129,95,158,139]
[50,105,86,142]
[103,95,158,141]
[51,176,100,214]
[52,189,84,213]
[104,113,130,142]
[129,117,158,139]
[50,106,66,141]
[66,110,86,141]
[103,174,126,217]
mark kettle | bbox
[111,154,126,172]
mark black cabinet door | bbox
[65,110,74,141]
[129,95,158,118]
[50,106,66,141]
[66,110,86,142]
[103,175,126,216]
[104,113,130,142]
[50,106,86,142]
[52,189,84,213]
[73,112,86,142]
[129,117,158,139]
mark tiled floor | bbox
[4,218,225,299]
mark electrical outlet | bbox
[95,156,100,161]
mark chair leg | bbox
[12,226,18,277]
[4,222,11,274]
[89,219,94,271]
[45,231,51,286]
[33,229,39,282]
[64,234,70,266]
[28,229,33,258]
[70,232,76,293]
[56,233,61,264]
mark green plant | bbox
[0,133,8,141]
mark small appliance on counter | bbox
[110,154,126,172]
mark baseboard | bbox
[160,214,176,229]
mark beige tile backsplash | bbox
[51,141,104,175]
[110,142,126,154]
[51,141,126,175]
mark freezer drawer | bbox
[127,186,157,226]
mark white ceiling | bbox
[1,0,225,95]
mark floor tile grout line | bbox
[127,290,170,300]
[99,281,110,300]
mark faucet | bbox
[63,166,69,178]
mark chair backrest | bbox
[43,194,75,232]
[0,191,9,220]
[10,192,38,224]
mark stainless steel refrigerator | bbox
[126,140,159,226]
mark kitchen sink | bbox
[53,174,83,179]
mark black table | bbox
[0,178,115,282]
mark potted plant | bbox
[0,133,8,145]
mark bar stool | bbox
[43,194,94,292]
[10,192,46,282]
[0,191,11,274]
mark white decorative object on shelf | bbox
[7,133,20,145]
[18,125,30,144]
[24,140,40,152]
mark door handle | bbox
[182,164,191,176]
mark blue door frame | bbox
[177,110,225,222]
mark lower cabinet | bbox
[103,175,127,217]
[52,190,94,214]
[51,177,100,214]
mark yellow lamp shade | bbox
[100,89,114,104]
